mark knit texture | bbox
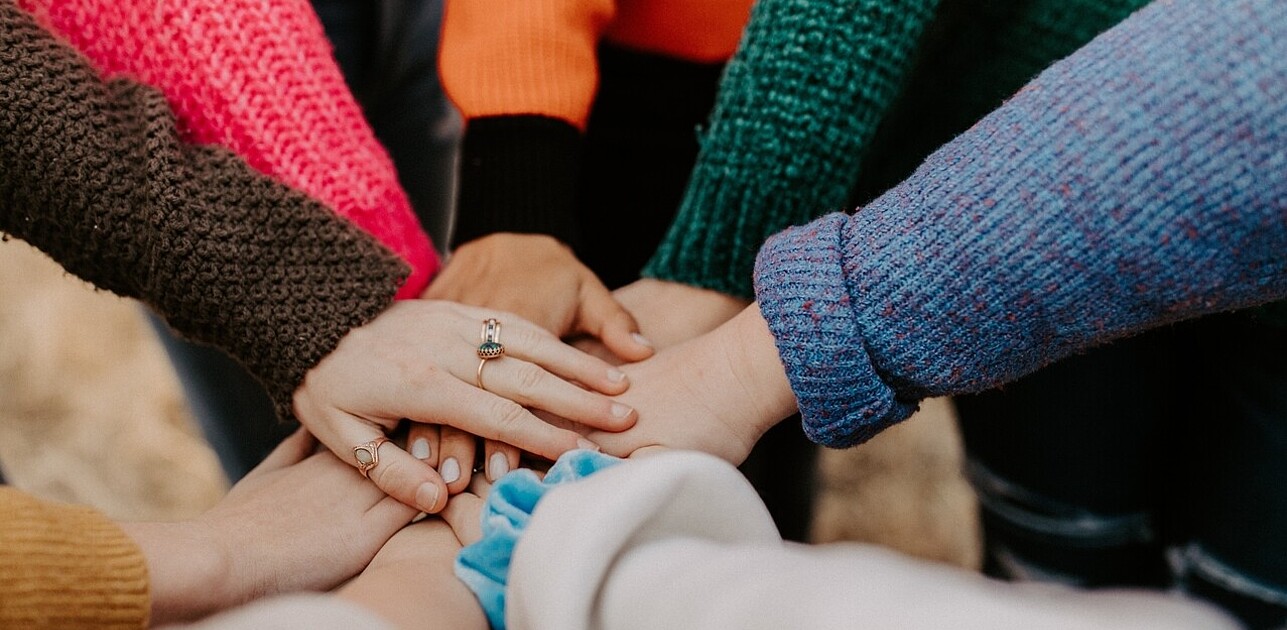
[643,0,939,298]
[644,0,1157,299]
[440,0,751,254]
[17,0,437,298]
[440,0,750,129]
[0,1,408,422]
[450,115,585,249]
[0,488,150,629]
[754,0,1287,447]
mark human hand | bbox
[336,517,487,630]
[422,233,654,482]
[612,278,752,350]
[122,429,419,625]
[583,305,799,465]
[292,299,637,515]
[424,233,654,361]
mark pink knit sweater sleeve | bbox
[18,0,438,298]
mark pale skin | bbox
[418,233,656,488]
[119,429,419,626]
[419,231,752,484]
[584,304,799,465]
[291,298,637,515]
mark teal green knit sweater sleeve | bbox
[642,0,941,298]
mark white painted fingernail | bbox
[576,438,601,452]
[411,438,431,461]
[611,403,633,418]
[632,332,653,347]
[440,457,460,484]
[415,482,440,513]
[488,453,509,480]
[608,368,627,384]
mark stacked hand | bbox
[292,299,638,514]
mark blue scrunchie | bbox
[454,449,622,629]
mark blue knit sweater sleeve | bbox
[753,0,1287,448]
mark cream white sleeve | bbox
[508,450,1238,630]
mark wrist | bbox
[722,305,798,439]
[120,520,231,625]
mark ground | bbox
[0,238,980,569]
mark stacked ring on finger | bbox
[476,318,504,389]
[353,436,391,479]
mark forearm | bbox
[755,0,1287,447]
[118,522,227,626]
[0,4,407,420]
[643,0,941,298]
[17,0,438,296]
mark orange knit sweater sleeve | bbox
[439,0,752,251]
[0,488,150,629]
[439,0,750,130]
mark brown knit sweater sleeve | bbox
[0,1,408,421]
[0,488,149,629]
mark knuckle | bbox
[513,362,546,394]
[488,399,532,443]
[512,324,546,349]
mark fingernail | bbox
[632,332,653,348]
[611,402,633,418]
[488,452,509,480]
[411,438,431,461]
[440,457,460,484]
[608,368,627,384]
[415,482,440,513]
[576,438,601,452]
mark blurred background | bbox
[0,237,980,569]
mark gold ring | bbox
[476,358,489,390]
[353,436,390,479]
[478,318,505,360]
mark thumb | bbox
[577,285,654,363]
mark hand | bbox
[292,299,637,514]
[584,305,799,464]
[569,279,750,364]
[424,233,654,361]
[422,233,654,482]
[613,278,752,350]
[121,429,419,625]
[336,517,487,630]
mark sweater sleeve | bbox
[753,0,1287,448]
[439,0,615,249]
[0,1,408,422]
[642,0,942,299]
[16,0,438,298]
[439,0,753,250]
[0,488,150,629]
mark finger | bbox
[478,356,637,432]
[406,377,601,462]
[488,316,631,396]
[576,286,654,363]
[467,471,495,497]
[440,492,487,546]
[243,426,316,478]
[406,422,441,468]
[483,439,520,482]
[313,414,448,515]
[364,494,421,529]
[437,425,476,495]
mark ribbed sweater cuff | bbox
[0,489,150,629]
[752,213,917,447]
[450,116,583,249]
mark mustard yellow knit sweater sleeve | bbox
[0,488,149,629]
